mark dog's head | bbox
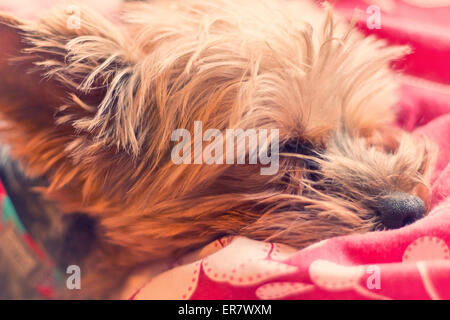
[0,0,433,262]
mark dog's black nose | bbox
[378,193,425,229]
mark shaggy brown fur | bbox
[0,0,433,298]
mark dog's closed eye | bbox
[281,139,322,170]
[280,139,323,183]
[366,128,401,154]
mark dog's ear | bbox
[0,7,143,208]
[0,12,64,131]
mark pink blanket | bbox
[127,0,450,300]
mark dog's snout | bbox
[378,193,425,229]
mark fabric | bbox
[128,0,450,300]
[0,182,63,299]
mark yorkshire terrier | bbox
[0,0,433,298]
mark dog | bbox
[0,0,433,298]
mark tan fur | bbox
[0,0,433,298]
